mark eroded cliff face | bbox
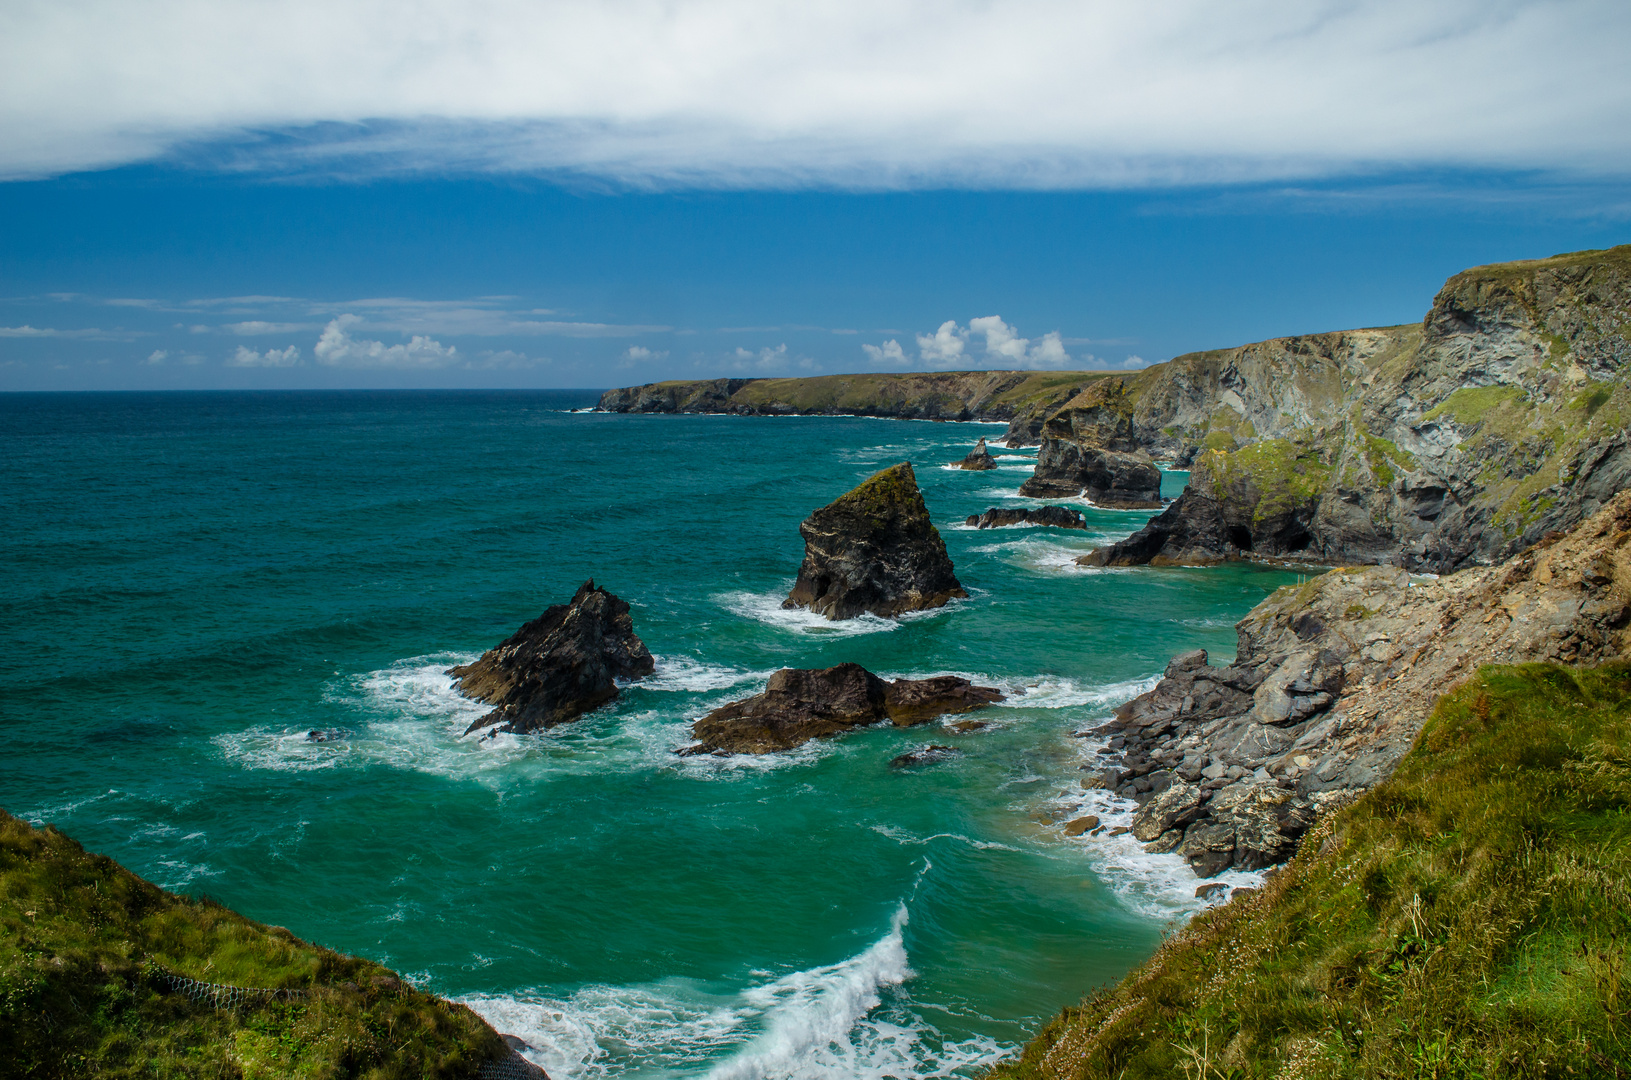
[596,370,1115,444]
[1049,245,1631,572]
[1093,489,1631,877]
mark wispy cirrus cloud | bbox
[1,2,1627,188]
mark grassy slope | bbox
[0,810,502,1080]
[669,370,1118,414]
[992,662,1631,1080]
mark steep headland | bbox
[783,461,968,619]
[996,660,1631,1078]
[1067,245,1631,571]
[0,810,542,1078]
[596,370,1118,445]
[1090,489,1631,879]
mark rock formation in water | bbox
[1018,380,1165,508]
[966,506,1087,530]
[451,580,655,735]
[957,437,998,470]
[783,462,967,619]
[685,663,1004,754]
[890,745,963,768]
[1090,490,1631,877]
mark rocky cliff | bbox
[1054,245,1631,572]
[1090,489,1631,878]
[597,370,1116,445]
[783,462,967,619]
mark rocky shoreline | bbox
[1084,489,1631,878]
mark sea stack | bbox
[783,461,967,620]
[685,663,1004,754]
[957,437,998,470]
[965,506,1087,530]
[451,580,654,735]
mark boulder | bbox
[1130,780,1206,842]
[957,437,998,470]
[1019,441,1163,508]
[686,663,1004,754]
[890,745,962,768]
[783,462,968,620]
[965,505,1087,530]
[451,580,654,735]
[1064,815,1100,836]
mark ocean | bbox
[0,390,1303,1078]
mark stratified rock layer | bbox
[1090,489,1631,877]
[783,462,967,620]
[686,663,1004,754]
[966,506,1086,530]
[451,580,654,735]
[957,437,998,470]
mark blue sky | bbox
[3,1,1629,391]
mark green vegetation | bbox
[1361,435,1415,488]
[1202,438,1333,526]
[0,811,502,1079]
[1420,385,1528,430]
[726,370,1116,415]
[991,662,1631,1080]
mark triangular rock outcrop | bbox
[783,462,967,620]
[451,580,654,735]
[957,437,998,470]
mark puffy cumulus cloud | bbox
[862,339,907,366]
[227,343,301,367]
[730,343,815,372]
[145,349,167,364]
[624,345,669,360]
[313,315,457,368]
[1123,355,1147,369]
[2,1,1626,185]
[915,321,968,366]
[915,317,1071,369]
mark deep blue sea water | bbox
[0,391,1302,1078]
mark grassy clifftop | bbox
[0,810,505,1079]
[993,662,1631,1080]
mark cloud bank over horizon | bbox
[3,0,1629,187]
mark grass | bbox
[0,810,503,1079]
[1199,438,1334,526]
[989,661,1631,1080]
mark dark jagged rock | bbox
[783,462,968,620]
[684,663,1004,754]
[890,745,963,768]
[1094,491,1631,878]
[957,437,998,470]
[966,505,1087,530]
[451,580,654,735]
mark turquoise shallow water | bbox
[0,391,1302,1078]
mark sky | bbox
[2,0,1630,391]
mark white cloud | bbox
[862,339,907,366]
[145,349,167,364]
[313,315,457,368]
[915,321,968,366]
[1123,355,1147,369]
[915,317,1071,369]
[730,343,813,372]
[227,343,301,367]
[624,345,669,360]
[0,2,1626,185]
[225,320,314,334]
[0,324,122,339]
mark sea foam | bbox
[462,904,1012,1080]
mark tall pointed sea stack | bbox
[451,580,654,735]
[783,461,967,620]
[957,437,998,470]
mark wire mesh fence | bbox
[159,973,307,1010]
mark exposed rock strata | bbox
[1055,246,1631,571]
[597,371,1115,446]
[784,462,967,619]
[966,506,1086,530]
[1019,379,1165,507]
[957,437,998,470]
[451,580,654,735]
[686,663,1004,754]
[1092,490,1631,877]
